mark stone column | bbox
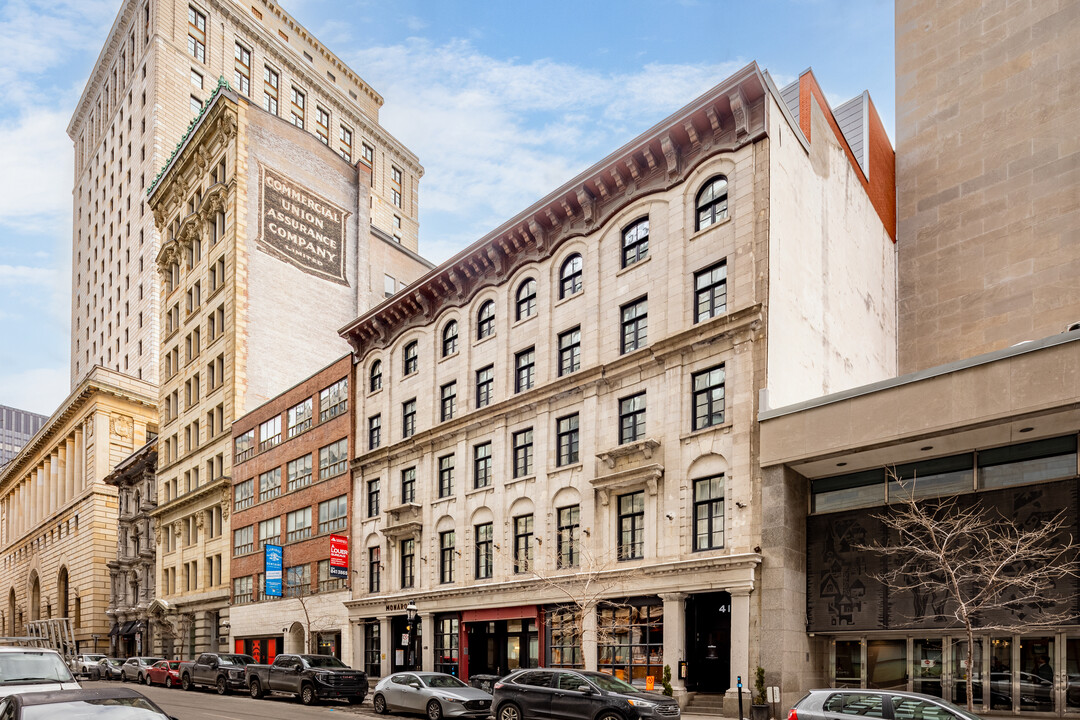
[49,450,60,515]
[728,588,752,700]
[380,616,393,677]
[35,464,45,526]
[420,612,435,671]
[57,444,67,508]
[582,606,598,671]
[660,593,688,696]
[65,436,76,503]
[74,428,84,494]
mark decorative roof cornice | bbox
[67,0,139,139]
[147,77,233,198]
[339,63,769,357]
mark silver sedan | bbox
[373,672,493,720]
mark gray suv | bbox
[788,689,983,720]
[493,669,679,720]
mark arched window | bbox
[515,279,537,321]
[695,175,728,230]
[369,360,383,392]
[57,567,69,619]
[442,321,459,357]
[477,300,495,339]
[403,341,418,375]
[559,254,583,298]
[29,573,40,621]
[621,218,649,267]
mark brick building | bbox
[228,354,354,663]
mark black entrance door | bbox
[686,591,731,693]
[391,615,421,671]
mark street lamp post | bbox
[406,601,419,670]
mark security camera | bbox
[665,512,675,521]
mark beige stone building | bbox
[146,83,429,657]
[0,368,156,654]
[340,63,895,712]
[895,0,1080,372]
[67,0,424,388]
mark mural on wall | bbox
[807,479,1079,632]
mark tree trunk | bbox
[965,624,975,713]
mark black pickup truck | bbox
[178,653,255,694]
[245,653,367,705]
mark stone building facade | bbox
[228,354,354,663]
[146,85,429,658]
[104,440,158,657]
[0,368,156,654]
[339,63,896,712]
[66,0,424,388]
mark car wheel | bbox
[300,683,317,706]
[598,713,625,720]
[428,699,444,720]
[138,674,145,685]
[250,678,264,699]
[182,674,193,691]
[165,676,174,689]
[216,676,228,695]
[120,671,127,683]
[373,693,388,714]
[145,673,153,686]
[498,702,522,720]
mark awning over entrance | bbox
[108,623,120,637]
[119,620,137,635]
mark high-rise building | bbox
[67,0,424,389]
[0,406,48,468]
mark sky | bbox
[0,0,894,416]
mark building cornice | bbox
[150,475,230,521]
[339,63,769,357]
[67,0,138,139]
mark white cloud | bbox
[346,39,746,263]
[0,107,73,230]
[0,264,58,285]
[0,366,69,416]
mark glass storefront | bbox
[546,608,583,668]
[597,602,663,686]
[913,639,942,697]
[867,639,907,690]
[363,620,381,677]
[836,640,863,687]
[435,616,459,676]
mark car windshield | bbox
[140,658,163,665]
[581,672,639,694]
[104,659,122,666]
[424,675,468,688]
[304,655,348,668]
[22,697,167,719]
[218,655,253,666]
[0,652,75,684]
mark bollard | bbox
[737,675,744,720]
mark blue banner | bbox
[265,544,283,597]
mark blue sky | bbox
[0,0,894,415]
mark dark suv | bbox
[493,669,680,720]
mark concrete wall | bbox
[766,94,897,409]
[895,0,1080,371]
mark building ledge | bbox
[596,438,661,469]
[591,463,664,506]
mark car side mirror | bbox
[410,681,422,689]
[576,684,594,694]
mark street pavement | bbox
[114,681,384,719]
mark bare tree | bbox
[291,589,340,654]
[860,475,1080,711]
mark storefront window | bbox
[952,639,982,706]
[835,640,863,687]
[547,608,583,668]
[364,620,381,677]
[867,639,907,690]
[597,602,663,686]
[435,616,459,676]
[1019,636,1055,712]
[316,631,341,659]
[1066,637,1080,712]
[990,637,1012,711]
[913,639,942,697]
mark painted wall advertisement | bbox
[265,543,283,597]
[329,534,349,578]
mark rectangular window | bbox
[287,398,312,438]
[391,165,403,207]
[439,530,455,584]
[557,505,580,569]
[258,517,280,549]
[286,507,312,543]
[318,558,344,592]
[259,468,281,502]
[548,609,583,668]
[319,378,348,421]
[319,438,348,479]
[367,479,380,517]
[441,382,457,422]
[558,327,581,376]
[338,125,353,161]
[514,514,533,574]
[361,142,374,169]
[315,106,330,144]
[285,564,309,597]
[621,297,648,353]
[233,576,253,605]
[619,392,646,444]
[234,430,254,463]
[263,66,279,115]
[438,455,455,498]
[515,347,535,393]
[695,261,728,322]
[400,538,415,588]
[234,479,253,512]
[693,475,725,550]
[190,95,202,115]
[364,620,381,675]
[233,525,253,555]
[513,428,534,478]
[597,602,664,683]
[258,415,281,452]
[318,495,348,534]
[476,365,494,408]
[187,6,206,62]
[401,467,416,504]
[233,42,251,95]
[692,365,726,430]
[286,454,313,492]
[368,414,381,450]
[191,69,203,89]
[290,87,305,128]
[474,442,492,489]
[368,546,381,593]
[622,218,649,267]
[557,414,580,466]
[618,492,645,560]
[402,399,417,438]
[474,523,493,579]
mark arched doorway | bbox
[285,621,305,654]
[28,573,40,622]
[57,567,69,619]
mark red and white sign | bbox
[329,534,349,578]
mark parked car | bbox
[145,660,182,688]
[179,653,255,694]
[92,658,124,681]
[0,647,81,698]
[246,653,367,706]
[492,668,680,720]
[70,654,107,677]
[120,657,164,684]
[0,686,178,719]
[787,688,982,720]
[374,671,493,719]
